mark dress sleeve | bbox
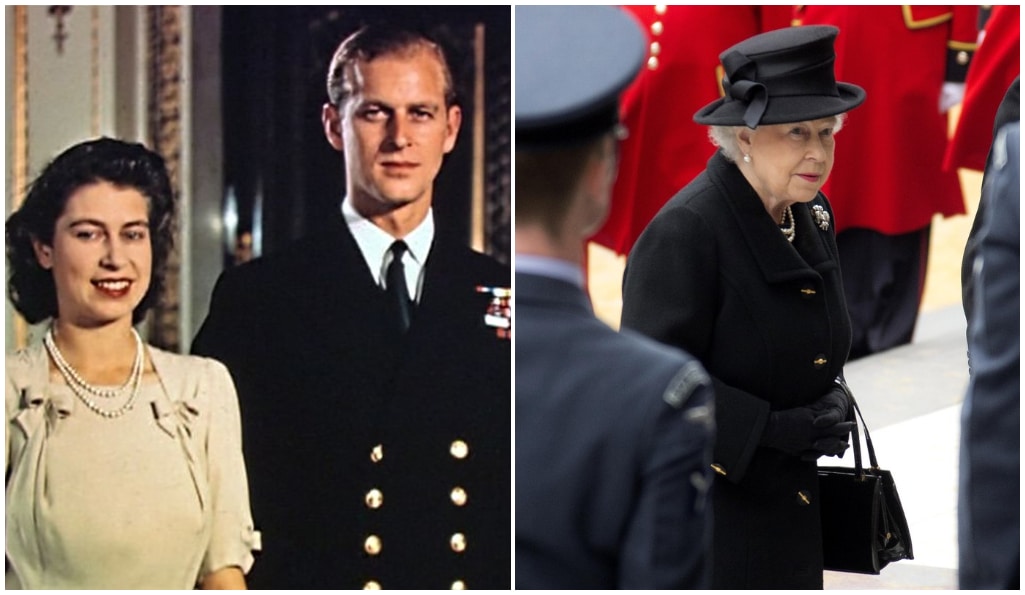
[199,359,260,577]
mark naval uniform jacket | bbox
[622,151,852,589]
[515,271,714,589]
[191,213,510,589]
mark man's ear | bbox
[32,237,54,270]
[322,103,345,152]
[442,105,462,154]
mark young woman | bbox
[6,138,259,589]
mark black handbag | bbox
[818,391,914,574]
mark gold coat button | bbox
[364,535,382,555]
[800,287,817,297]
[957,50,970,65]
[370,444,384,463]
[365,489,383,509]
[450,532,467,553]
[450,440,469,459]
[651,21,663,36]
[796,490,811,506]
[650,41,661,56]
[451,580,467,590]
[813,356,828,369]
[364,580,381,590]
[655,4,667,15]
[450,486,468,507]
[647,56,659,70]
[710,463,727,476]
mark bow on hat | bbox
[721,51,768,129]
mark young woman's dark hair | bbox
[6,137,175,325]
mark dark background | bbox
[220,6,511,265]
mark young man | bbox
[193,24,510,589]
[514,6,714,589]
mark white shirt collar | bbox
[341,198,434,301]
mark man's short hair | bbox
[326,25,458,108]
[515,135,608,235]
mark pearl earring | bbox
[743,153,751,164]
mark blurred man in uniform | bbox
[514,6,715,589]
[192,22,510,589]
[795,6,979,359]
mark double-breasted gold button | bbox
[364,535,382,556]
[370,444,384,463]
[450,440,469,459]
[365,489,383,509]
[450,486,468,507]
[363,580,381,590]
[450,532,467,553]
[451,580,467,590]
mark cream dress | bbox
[5,343,259,589]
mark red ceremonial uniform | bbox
[795,6,978,235]
[592,5,792,255]
[944,5,1021,173]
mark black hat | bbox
[694,25,866,129]
[515,6,645,148]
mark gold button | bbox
[364,580,381,590]
[364,535,382,555]
[451,580,467,590]
[651,21,663,36]
[655,4,667,15]
[450,440,469,459]
[710,463,727,476]
[796,490,811,506]
[957,50,970,65]
[800,287,817,296]
[650,41,661,56]
[647,56,659,70]
[450,486,468,507]
[370,444,384,463]
[365,488,383,509]
[450,532,467,553]
[813,356,828,368]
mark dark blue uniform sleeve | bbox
[617,364,715,589]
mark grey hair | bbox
[708,113,848,163]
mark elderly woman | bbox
[6,138,259,589]
[621,26,865,589]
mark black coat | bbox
[191,214,511,589]
[622,151,852,588]
[515,271,714,589]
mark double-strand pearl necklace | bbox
[779,205,796,243]
[43,327,144,419]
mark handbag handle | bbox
[835,378,880,477]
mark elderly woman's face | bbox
[742,117,837,206]
[32,181,152,328]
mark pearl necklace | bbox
[779,205,796,243]
[43,327,144,419]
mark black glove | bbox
[807,384,851,429]
[761,403,854,461]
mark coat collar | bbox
[516,271,594,317]
[706,151,838,284]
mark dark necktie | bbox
[386,240,413,332]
